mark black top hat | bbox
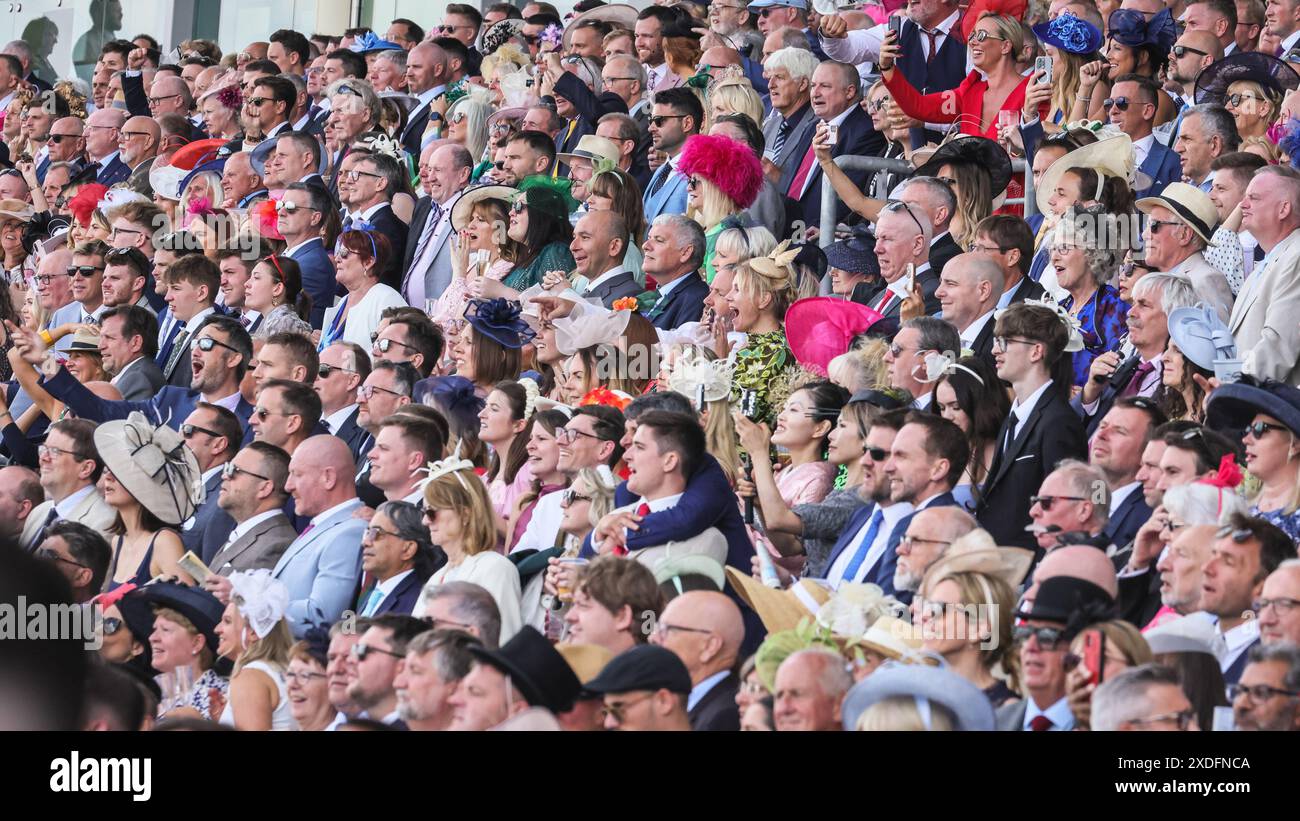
[466,626,583,713]
[584,644,693,695]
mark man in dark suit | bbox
[783,60,885,229]
[550,58,628,161]
[279,183,339,330]
[357,502,440,618]
[99,305,164,402]
[935,253,1003,368]
[178,403,241,565]
[84,108,131,187]
[206,442,298,574]
[851,202,940,321]
[573,210,642,308]
[400,41,451,157]
[317,341,373,468]
[159,256,221,388]
[644,214,710,330]
[977,303,1088,550]
[652,590,743,731]
[339,152,408,290]
[1110,74,1183,199]
[899,176,964,276]
[18,315,255,439]
[1090,398,1166,551]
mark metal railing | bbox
[817,154,1035,251]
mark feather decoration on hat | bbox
[416,457,477,493]
[228,569,291,639]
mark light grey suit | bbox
[995,699,1027,732]
[1228,229,1300,385]
[209,511,298,574]
[271,498,367,636]
[1169,252,1233,326]
[112,355,165,401]
[22,490,117,551]
[402,192,460,306]
[762,105,816,194]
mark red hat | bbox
[67,183,109,227]
[676,134,763,209]
[785,297,883,376]
[166,138,230,171]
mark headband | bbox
[518,376,540,420]
[997,296,1085,353]
[417,457,477,493]
[915,351,984,386]
[267,254,284,280]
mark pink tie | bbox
[787,143,818,199]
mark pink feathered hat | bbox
[676,134,764,209]
[786,297,885,377]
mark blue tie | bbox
[840,508,886,583]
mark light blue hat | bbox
[1168,303,1237,372]
[840,661,996,731]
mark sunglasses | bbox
[883,200,925,236]
[275,200,317,214]
[1102,97,1139,111]
[317,363,356,379]
[561,489,592,506]
[1215,524,1255,543]
[222,461,270,481]
[1245,421,1289,439]
[352,641,404,661]
[245,96,269,107]
[363,525,403,541]
[1172,45,1208,58]
[66,265,104,278]
[863,446,889,462]
[181,423,222,439]
[1030,494,1087,511]
[196,336,240,354]
[36,547,89,570]
[48,134,80,144]
[970,29,1008,42]
[1146,219,1182,233]
[1225,92,1264,107]
[1012,624,1065,650]
[374,337,418,354]
[649,114,687,127]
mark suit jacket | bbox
[929,232,963,277]
[40,365,255,436]
[96,154,132,187]
[122,72,150,118]
[643,159,689,225]
[995,699,1028,731]
[978,387,1087,549]
[286,237,337,330]
[401,103,433,158]
[1222,637,1257,687]
[209,512,298,574]
[649,274,709,330]
[272,497,367,636]
[584,270,642,308]
[689,672,740,731]
[112,356,165,401]
[851,267,942,320]
[1116,559,1163,629]
[1003,275,1046,307]
[788,105,885,228]
[126,156,156,197]
[762,103,817,192]
[629,103,653,188]
[967,317,998,371]
[372,570,425,616]
[21,491,117,550]
[1135,139,1183,200]
[185,471,236,565]
[351,205,408,291]
[162,327,195,388]
[1228,230,1300,384]
[818,494,957,602]
[400,193,457,305]
[554,71,627,140]
[1103,491,1152,553]
[332,406,371,469]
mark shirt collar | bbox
[822,104,855,127]
[110,355,144,384]
[655,271,693,298]
[1219,617,1260,651]
[585,266,626,291]
[959,307,996,346]
[284,237,321,257]
[375,567,414,594]
[1010,379,1054,425]
[310,497,361,527]
[357,201,387,221]
[1109,481,1142,515]
[55,484,96,515]
[210,391,242,411]
[98,150,120,169]
[1023,695,1075,730]
[687,670,731,713]
[183,306,216,335]
[325,404,358,434]
[639,493,683,512]
[228,508,282,544]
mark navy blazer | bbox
[1003,275,1046,306]
[1028,243,1051,288]
[40,366,255,435]
[401,104,433,158]
[788,105,885,228]
[1135,140,1182,200]
[1102,490,1152,554]
[554,71,627,136]
[1222,638,1258,687]
[689,671,741,731]
[373,571,425,616]
[96,154,131,187]
[649,274,709,331]
[818,493,956,603]
[286,237,337,330]
[332,406,371,470]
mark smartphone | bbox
[1035,56,1053,85]
[1083,629,1105,686]
[904,262,916,293]
[888,16,904,39]
[739,388,759,421]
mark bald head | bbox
[654,590,743,683]
[88,107,128,130]
[407,42,448,96]
[936,252,1005,329]
[120,116,160,165]
[287,434,359,516]
[150,75,194,116]
[700,46,743,69]
[1026,545,1120,606]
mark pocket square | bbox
[1015,454,1036,462]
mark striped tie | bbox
[772,117,793,158]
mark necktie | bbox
[772,117,793,158]
[342,214,353,231]
[924,29,941,65]
[1029,714,1054,732]
[299,523,315,538]
[29,507,59,550]
[1120,359,1155,397]
[787,141,818,199]
[239,313,252,329]
[404,200,446,305]
[361,585,383,616]
[874,288,895,314]
[617,503,652,557]
[1002,411,1019,453]
[840,508,886,582]
[648,163,671,198]
[163,329,190,377]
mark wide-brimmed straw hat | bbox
[1035,134,1134,216]
[94,412,204,526]
[725,566,834,634]
[1135,181,1220,246]
[450,184,516,231]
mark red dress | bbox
[884,68,1044,212]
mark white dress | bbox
[413,551,523,643]
[218,660,296,731]
[321,283,408,350]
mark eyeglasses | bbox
[1030,494,1088,511]
[357,383,403,400]
[86,124,120,132]
[1125,709,1196,730]
[509,199,528,215]
[284,670,328,684]
[423,616,473,633]
[245,96,269,108]
[993,336,1038,352]
[555,426,601,444]
[561,489,592,507]
[317,363,356,379]
[275,200,318,214]
[898,534,953,551]
[883,200,924,236]
[1228,683,1300,702]
[1103,97,1131,111]
[374,337,418,355]
[1215,524,1255,543]
[36,547,89,570]
[654,621,714,638]
[222,461,270,481]
[195,336,240,354]
[181,423,222,439]
[970,29,1008,42]
[101,616,123,636]
[66,265,104,278]
[345,169,385,182]
[602,691,654,724]
[1226,92,1264,108]
[147,94,180,106]
[604,75,639,84]
[1013,624,1065,650]
[1172,45,1208,58]
[686,176,702,191]
[1253,596,1300,614]
[1161,518,1188,534]
[119,131,153,140]
[1245,421,1289,439]
[109,226,144,240]
[33,272,72,286]
[863,446,889,462]
[38,444,86,460]
[364,525,404,541]
[887,342,918,358]
[48,134,81,144]
[649,114,687,127]
[971,242,1006,254]
[866,98,892,112]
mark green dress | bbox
[702,221,725,285]
[732,329,794,426]
[504,242,576,292]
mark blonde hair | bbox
[856,696,958,731]
[1049,49,1089,125]
[687,176,738,229]
[735,257,798,323]
[153,606,215,672]
[925,569,1020,692]
[715,224,777,263]
[1241,134,1281,164]
[448,95,493,164]
[572,467,617,528]
[977,13,1025,63]
[1070,619,1154,668]
[228,599,295,676]
[708,78,764,130]
[423,470,498,556]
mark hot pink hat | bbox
[785,297,884,376]
[676,134,764,209]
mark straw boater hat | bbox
[94,412,204,526]
[556,134,621,170]
[1035,134,1135,217]
[0,198,35,223]
[450,184,517,231]
[563,4,639,51]
[1135,181,1220,246]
